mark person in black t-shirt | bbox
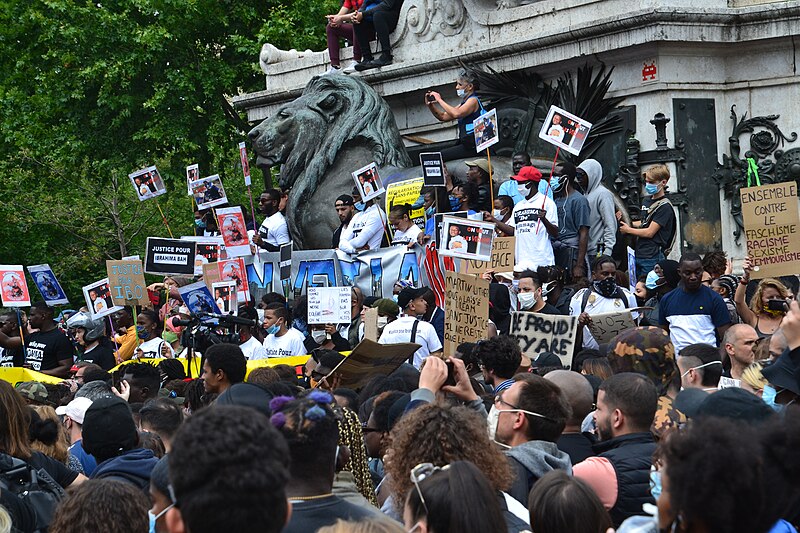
[0,301,74,378]
[0,311,23,367]
[66,311,116,370]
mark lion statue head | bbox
[248,75,412,248]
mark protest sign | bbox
[586,311,637,345]
[327,339,419,390]
[202,262,221,291]
[0,265,31,307]
[145,238,197,276]
[179,281,221,316]
[627,246,637,294]
[352,162,384,202]
[432,211,468,247]
[190,175,228,210]
[217,257,249,303]
[473,108,499,153]
[307,287,351,325]
[280,243,292,280]
[439,216,495,262]
[511,311,579,368]
[420,152,445,187]
[363,307,380,342]
[122,255,141,261]
[460,236,515,274]
[129,166,167,201]
[212,281,238,315]
[186,164,199,195]
[538,105,593,156]
[740,181,800,278]
[216,206,250,257]
[238,142,252,187]
[27,264,69,306]
[385,178,426,236]
[82,278,122,319]
[106,259,148,307]
[444,271,489,356]
[181,236,223,275]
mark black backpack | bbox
[0,453,65,532]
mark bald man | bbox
[721,323,758,381]
[545,369,595,464]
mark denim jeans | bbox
[636,252,666,279]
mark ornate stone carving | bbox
[394,0,469,45]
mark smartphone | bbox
[426,94,436,103]
[766,299,790,313]
[444,361,456,387]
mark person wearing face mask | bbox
[134,309,174,359]
[499,153,532,205]
[305,322,352,353]
[491,166,559,272]
[549,161,590,282]
[517,270,562,315]
[235,305,267,360]
[570,256,636,350]
[378,287,442,369]
[491,195,514,236]
[618,164,676,277]
[252,188,291,252]
[261,303,307,358]
[425,71,486,162]
[338,187,388,254]
[577,158,617,258]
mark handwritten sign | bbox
[587,311,636,345]
[740,182,800,278]
[363,307,380,342]
[444,271,489,357]
[307,287,351,325]
[328,339,419,390]
[511,312,578,369]
[461,236,515,274]
[106,260,148,307]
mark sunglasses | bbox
[410,463,450,515]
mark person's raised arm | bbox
[734,256,757,326]
[0,330,23,350]
[431,92,479,120]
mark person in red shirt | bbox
[325,0,372,74]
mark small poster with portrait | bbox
[27,264,69,306]
[217,257,250,303]
[212,281,238,316]
[473,108,499,153]
[181,236,223,276]
[0,265,31,307]
[186,164,200,195]
[190,174,228,210]
[238,142,252,187]
[438,216,495,262]
[538,105,593,156]
[178,281,221,316]
[129,166,167,201]
[216,206,250,257]
[352,162,385,202]
[82,278,123,319]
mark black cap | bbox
[215,383,274,417]
[761,352,800,396]
[673,388,709,419]
[82,397,138,459]
[335,195,354,206]
[397,287,428,310]
[695,387,775,423]
[533,351,563,368]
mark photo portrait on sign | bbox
[217,257,249,303]
[473,108,499,153]
[186,163,199,195]
[238,142,252,187]
[82,278,122,319]
[178,281,221,316]
[538,105,593,156]
[438,216,495,262]
[216,206,250,257]
[27,264,69,306]
[212,281,238,316]
[0,265,31,307]
[129,166,167,201]
[190,174,228,210]
[181,236,223,275]
[351,162,385,202]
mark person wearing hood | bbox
[577,159,617,258]
[639,259,680,327]
[83,397,159,491]
[493,374,573,505]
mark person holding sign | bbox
[135,309,175,359]
[425,71,485,162]
[388,204,421,246]
[0,301,74,378]
[339,188,387,254]
[490,166,558,271]
[734,256,790,337]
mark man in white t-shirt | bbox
[252,189,291,252]
[236,306,267,360]
[339,189,386,254]
[378,286,442,368]
[490,166,559,270]
[260,303,306,358]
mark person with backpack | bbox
[570,256,637,350]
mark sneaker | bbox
[342,61,359,74]
[353,58,376,72]
[371,54,393,68]
[322,65,342,76]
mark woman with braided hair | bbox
[333,404,380,510]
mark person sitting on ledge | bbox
[352,0,404,71]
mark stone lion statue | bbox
[249,75,413,248]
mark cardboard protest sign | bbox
[363,307,380,342]
[327,339,420,390]
[538,105,593,156]
[216,206,250,257]
[178,281,221,316]
[385,178,426,237]
[27,264,69,306]
[106,260,148,307]
[217,257,249,303]
[473,108,499,153]
[439,216,495,262]
[352,162,384,202]
[627,246,637,294]
[212,281,238,315]
[587,311,637,345]
[511,311,579,368]
[307,286,351,325]
[419,152,445,187]
[181,236,223,276]
[186,164,199,195]
[238,142,252,187]
[190,175,228,210]
[0,266,31,307]
[740,182,800,278]
[202,262,221,291]
[444,271,489,357]
[82,278,122,319]
[145,238,197,276]
[460,236,515,274]
[129,166,167,201]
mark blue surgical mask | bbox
[645,270,661,290]
[425,206,435,217]
[762,384,783,412]
[649,468,662,500]
[449,195,461,211]
[136,325,151,340]
[149,503,175,533]
[550,176,562,191]
[645,183,660,195]
[266,323,280,335]
[354,201,366,212]
[194,218,206,229]
[411,196,426,209]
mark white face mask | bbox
[518,291,537,310]
[486,405,511,449]
[517,182,530,198]
[493,209,504,219]
[377,316,389,330]
[456,88,466,97]
[311,330,328,344]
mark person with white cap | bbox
[56,396,97,475]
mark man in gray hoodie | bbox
[578,159,617,258]
[493,373,573,504]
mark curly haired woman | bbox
[735,256,790,337]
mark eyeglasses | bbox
[361,423,382,434]
[410,463,450,514]
[493,392,557,423]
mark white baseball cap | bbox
[55,397,94,425]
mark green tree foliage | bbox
[0,0,334,300]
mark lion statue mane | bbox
[249,75,413,248]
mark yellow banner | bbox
[385,178,426,237]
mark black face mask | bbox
[594,277,618,298]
